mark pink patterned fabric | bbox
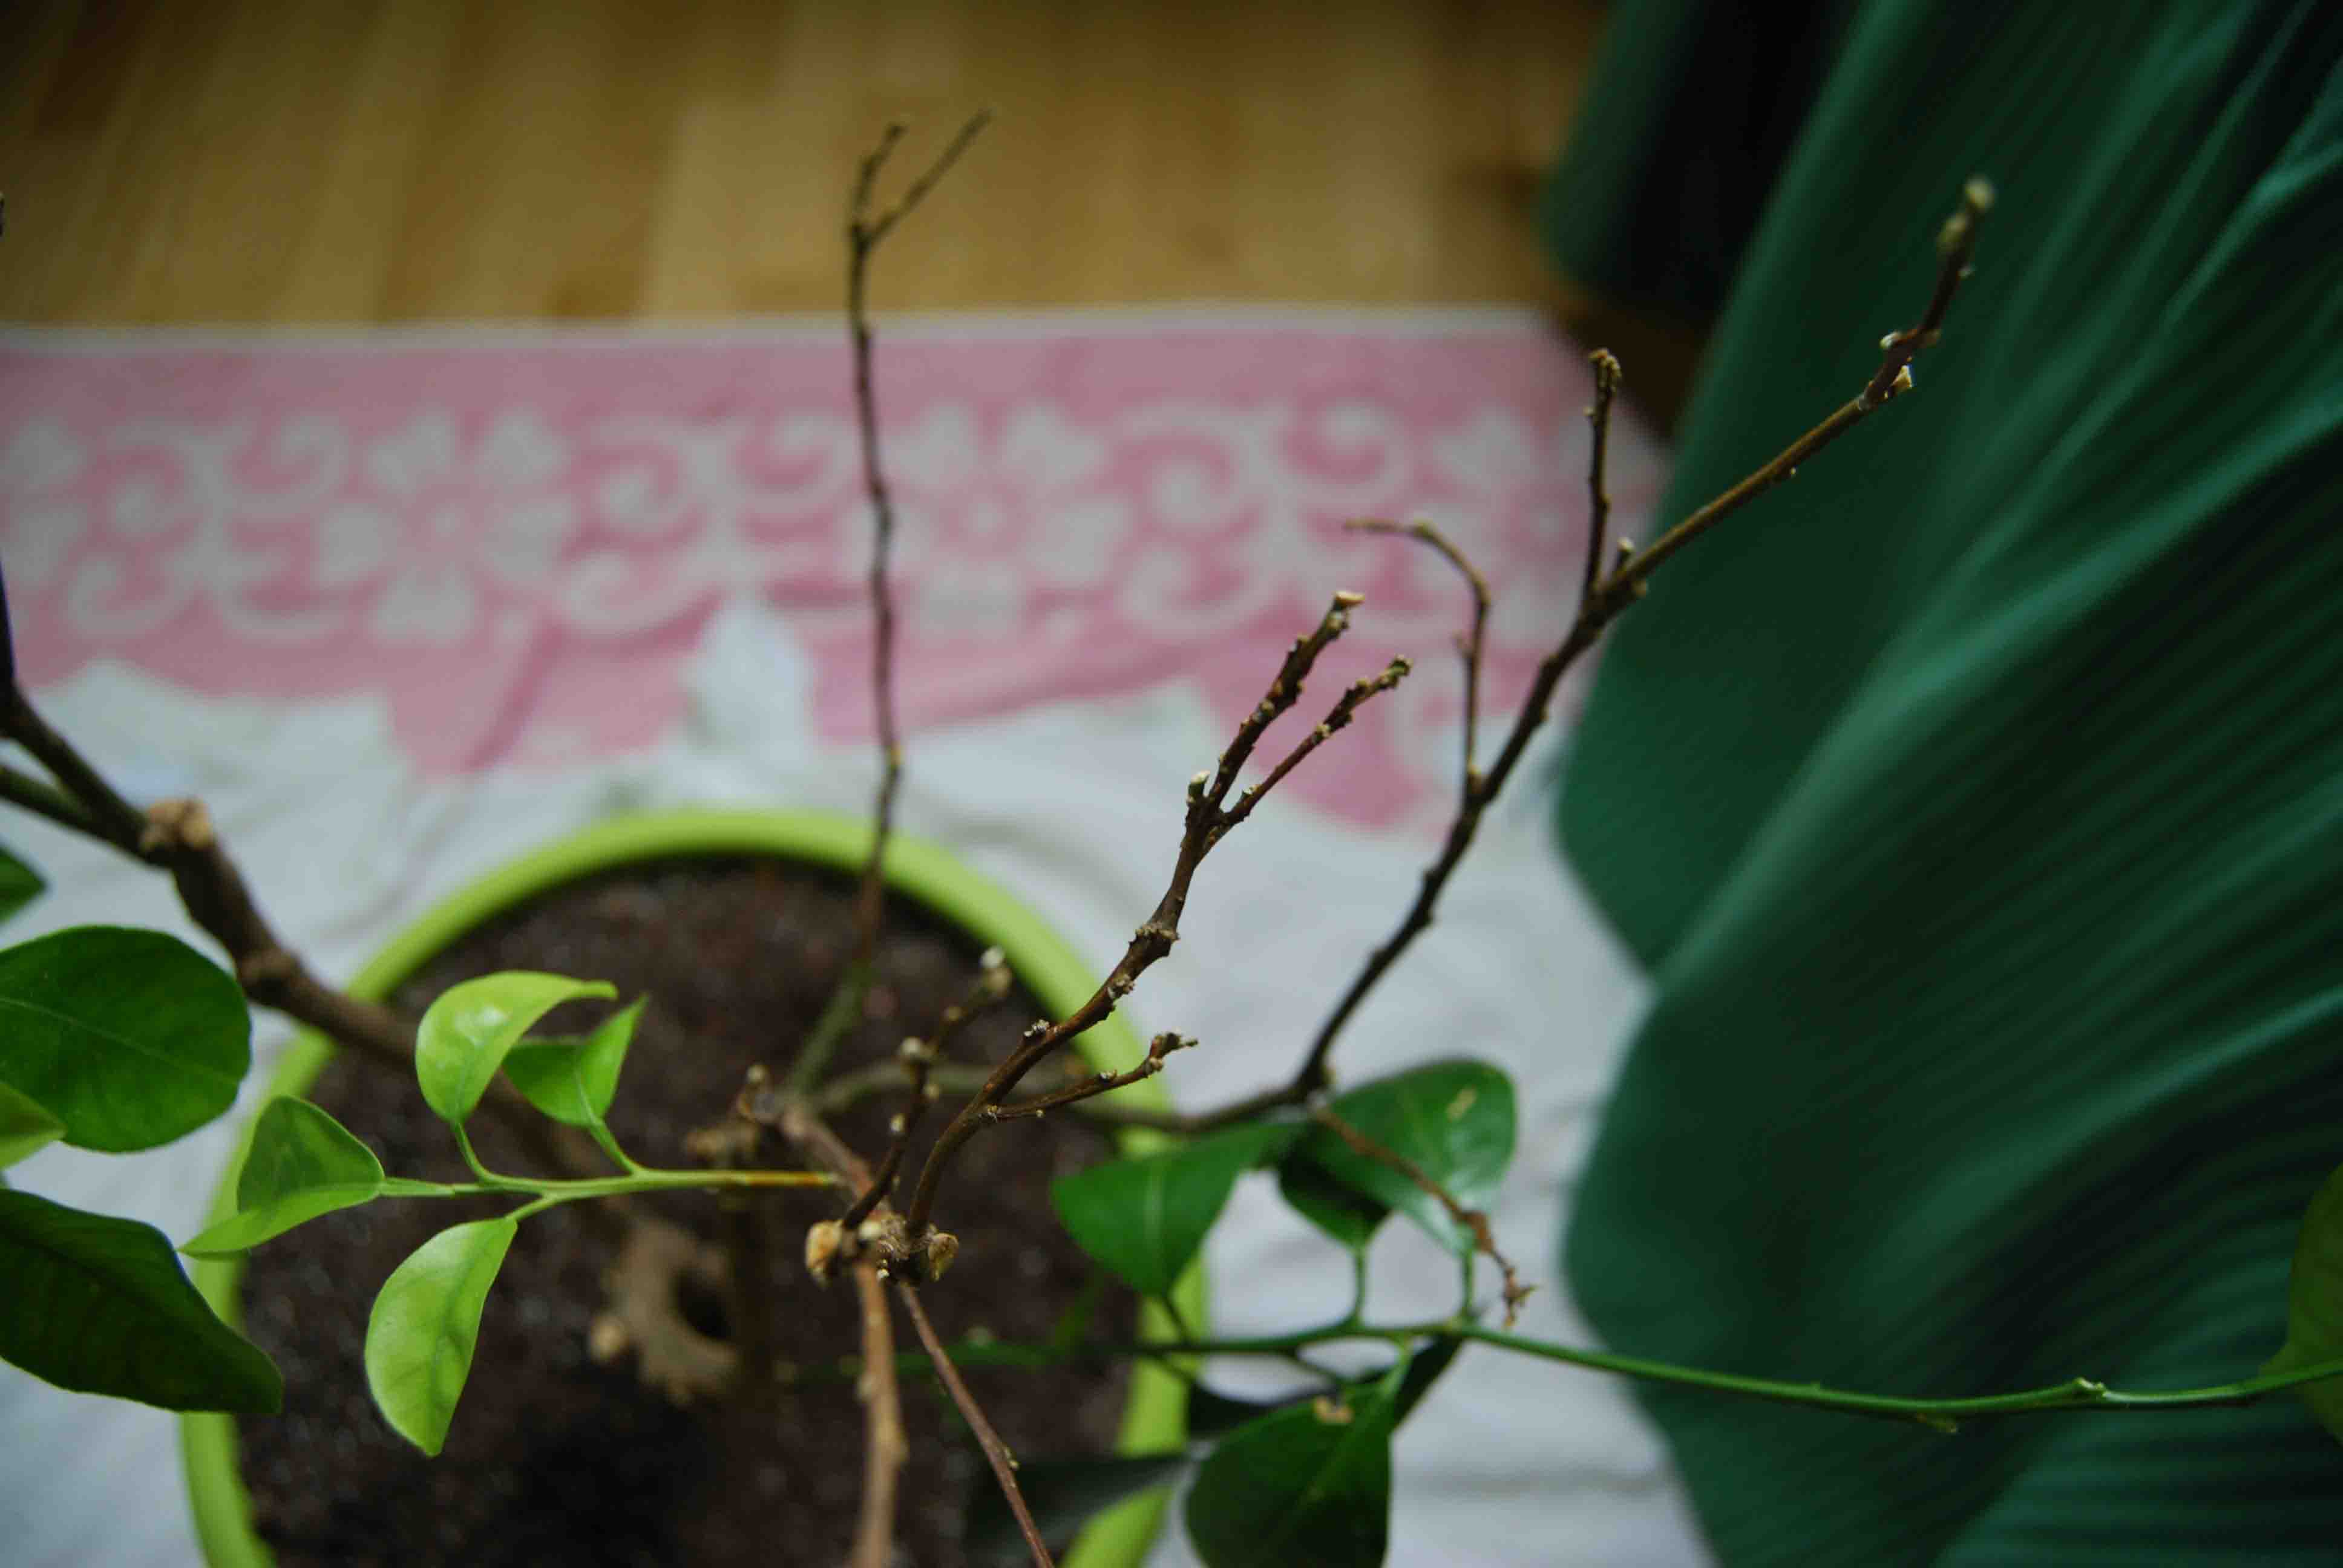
[0,318,1663,829]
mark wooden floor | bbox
[0,0,1618,316]
[0,1,1703,421]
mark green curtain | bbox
[1547,2,2343,1562]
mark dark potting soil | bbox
[234,857,1141,1567]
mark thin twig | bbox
[1208,657,1411,844]
[898,1281,1056,1568]
[989,1030,1194,1123]
[848,1263,908,1568]
[1308,1105,1532,1325]
[838,949,1012,1230]
[1348,518,1489,790]
[788,110,994,1097]
[1581,350,1621,608]
[899,590,1406,1235]
[1274,175,1996,1102]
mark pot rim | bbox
[181,805,1195,1568]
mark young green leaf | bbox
[965,1451,1190,1565]
[1184,1382,1395,1568]
[0,843,44,927]
[181,1097,386,1258]
[365,1216,518,1455]
[0,1187,282,1412]
[500,996,644,1128]
[0,926,250,1152]
[0,1079,64,1169]
[1290,1060,1515,1256]
[414,972,616,1127]
[2264,1160,2343,1442]
[1051,1120,1300,1296]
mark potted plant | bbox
[6,125,2343,1568]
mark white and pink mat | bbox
[0,312,1709,1566]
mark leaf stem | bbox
[865,1318,2343,1432]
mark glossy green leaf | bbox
[1289,1060,1515,1256]
[1276,1149,1389,1253]
[415,972,615,1127]
[0,1079,64,1169]
[1051,1120,1299,1296]
[2264,1160,2343,1442]
[0,843,44,927]
[0,926,249,1152]
[0,1187,281,1412]
[500,996,644,1128]
[181,1097,385,1258]
[966,1451,1190,1565]
[1184,1382,1395,1568]
[365,1216,517,1455]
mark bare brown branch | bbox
[989,1030,1196,1123]
[1582,350,1622,607]
[1276,176,1994,1103]
[900,590,1405,1235]
[838,949,1012,1230]
[898,1281,1056,1568]
[1348,518,1489,789]
[1309,1106,1532,1326]
[848,1263,908,1568]
[788,111,995,1097]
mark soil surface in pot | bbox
[235,857,1141,1567]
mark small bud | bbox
[1332,589,1365,609]
[924,1230,960,1279]
[856,1217,887,1244]
[1892,365,1915,394]
[978,945,1004,971]
[1312,1395,1355,1425]
[923,1082,940,1101]
[888,1114,906,1134]
[899,1036,926,1060]
[804,1220,846,1283]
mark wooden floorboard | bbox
[0,0,1609,322]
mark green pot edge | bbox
[180,805,1201,1568]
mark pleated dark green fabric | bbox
[1548,2,2343,1562]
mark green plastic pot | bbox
[183,806,1196,1568]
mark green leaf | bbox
[1276,1149,1389,1253]
[415,972,615,1127]
[1289,1060,1515,1256]
[0,926,250,1152]
[1184,1382,1395,1568]
[500,996,644,1128]
[180,1097,386,1257]
[966,1451,1190,1565]
[1391,1333,1464,1424]
[1051,1120,1299,1296]
[0,1187,281,1412]
[0,843,44,927]
[0,1079,64,1169]
[365,1216,517,1455]
[2265,1160,2343,1442]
